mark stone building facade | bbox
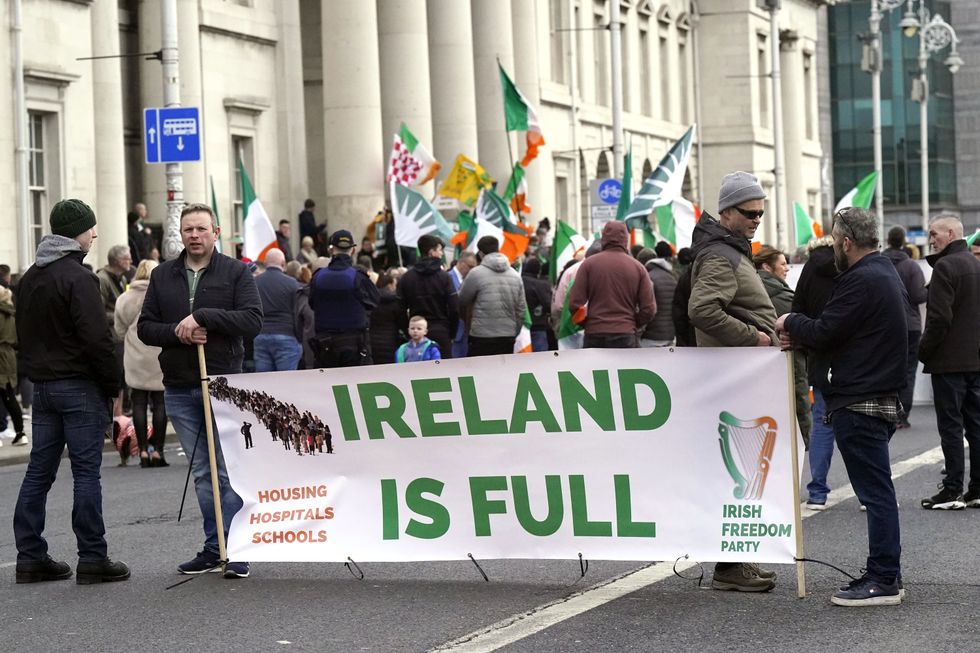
[1,0,826,273]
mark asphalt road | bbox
[0,404,977,653]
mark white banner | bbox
[209,349,800,563]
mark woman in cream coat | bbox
[115,259,169,467]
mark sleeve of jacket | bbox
[672,268,693,344]
[634,271,656,328]
[907,261,928,306]
[137,272,182,348]
[357,272,380,312]
[193,266,263,338]
[444,274,459,328]
[113,293,132,342]
[567,262,590,316]
[457,271,478,308]
[784,276,867,350]
[73,274,120,398]
[688,255,757,346]
[918,264,954,363]
[551,270,571,325]
[514,274,527,335]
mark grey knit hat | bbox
[718,171,766,213]
[50,199,97,238]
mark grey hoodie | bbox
[35,234,87,268]
[457,252,527,338]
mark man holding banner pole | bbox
[138,203,263,579]
[689,172,779,592]
[776,207,908,607]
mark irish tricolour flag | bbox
[387,122,441,187]
[499,63,545,167]
[794,202,824,248]
[833,171,878,213]
[550,220,588,284]
[240,161,277,262]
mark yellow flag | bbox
[437,154,493,206]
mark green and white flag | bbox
[833,171,878,213]
[556,276,585,350]
[391,182,455,248]
[209,175,222,254]
[514,306,533,354]
[621,126,697,249]
[240,161,277,262]
[966,229,980,247]
[550,220,588,284]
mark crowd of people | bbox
[2,172,978,609]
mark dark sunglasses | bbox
[733,206,765,220]
[834,208,855,239]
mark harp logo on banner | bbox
[717,412,778,501]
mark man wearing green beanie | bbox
[12,198,131,585]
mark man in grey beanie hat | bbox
[12,199,131,585]
[686,173,779,592]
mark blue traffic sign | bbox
[144,107,201,164]
[597,178,622,205]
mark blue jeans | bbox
[253,334,302,372]
[806,388,835,503]
[931,372,980,494]
[530,329,550,352]
[14,379,111,562]
[832,408,901,584]
[165,386,243,555]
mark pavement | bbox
[1,403,978,652]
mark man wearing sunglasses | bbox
[688,171,778,592]
[775,207,908,606]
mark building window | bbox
[594,3,609,106]
[550,0,567,84]
[659,32,670,121]
[27,112,54,253]
[596,150,611,178]
[231,135,254,240]
[555,175,569,222]
[803,51,814,140]
[575,2,585,98]
[639,21,652,116]
[807,190,819,223]
[757,33,769,129]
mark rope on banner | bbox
[345,557,365,580]
[578,553,589,578]
[794,557,860,582]
[673,554,705,588]
[164,558,226,591]
[177,419,205,523]
[467,553,489,582]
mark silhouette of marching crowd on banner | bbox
[209,377,334,457]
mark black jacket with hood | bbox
[397,256,459,330]
[16,236,120,399]
[882,247,927,332]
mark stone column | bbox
[427,0,479,175]
[138,0,165,225]
[90,0,129,256]
[379,0,434,195]
[471,0,515,183]
[781,41,805,233]
[275,0,309,254]
[177,0,205,204]
[512,0,548,227]
[321,0,385,237]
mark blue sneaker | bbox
[223,561,250,579]
[832,576,901,606]
[177,550,222,575]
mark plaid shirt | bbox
[846,397,901,424]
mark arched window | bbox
[642,157,654,181]
[596,150,611,179]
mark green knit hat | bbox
[50,199,96,238]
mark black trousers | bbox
[0,382,24,435]
[131,389,167,453]
[898,331,920,422]
[932,372,980,494]
[583,332,639,349]
[467,336,515,357]
[312,331,373,368]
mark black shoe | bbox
[76,558,131,585]
[15,556,72,584]
[153,455,169,468]
[921,485,965,510]
[11,432,28,446]
[964,489,980,508]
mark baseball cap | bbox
[330,229,355,249]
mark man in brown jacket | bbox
[568,221,655,348]
[689,171,778,593]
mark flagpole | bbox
[497,56,524,225]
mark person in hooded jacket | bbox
[688,171,778,593]
[458,237,526,356]
[569,221,655,348]
[882,226,927,429]
[13,199,129,585]
[520,258,553,352]
[637,247,676,346]
[396,234,458,358]
[370,272,408,364]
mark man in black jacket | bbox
[777,208,907,607]
[398,234,459,358]
[138,203,263,579]
[883,226,927,428]
[14,199,130,585]
[918,214,980,510]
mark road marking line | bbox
[430,445,943,653]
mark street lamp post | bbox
[899,1,963,232]
[866,0,906,245]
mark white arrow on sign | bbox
[177,136,184,151]
[148,127,156,144]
